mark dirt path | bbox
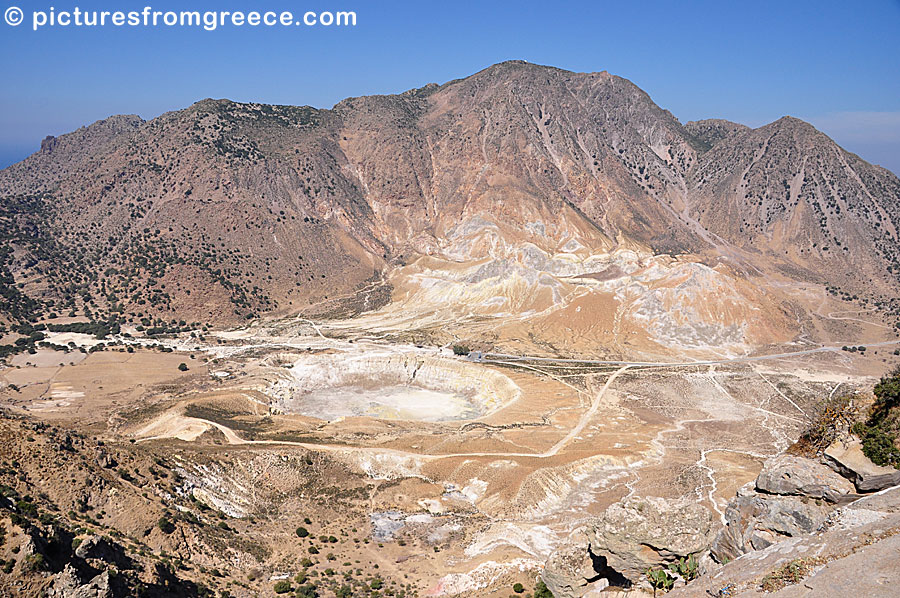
[481,338,900,368]
[542,365,629,458]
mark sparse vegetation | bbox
[669,553,700,581]
[646,567,674,595]
[798,393,860,455]
[1,64,899,598]
[760,558,821,592]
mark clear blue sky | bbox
[1,0,899,173]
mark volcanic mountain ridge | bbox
[1,61,898,357]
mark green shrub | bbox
[24,553,45,572]
[273,580,292,594]
[534,579,555,598]
[452,344,470,356]
[15,499,38,518]
[872,367,900,418]
[296,526,309,538]
[295,584,318,598]
[857,367,900,468]
[513,582,525,593]
[857,423,900,467]
[157,517,175,534]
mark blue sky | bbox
[1,0,899,173]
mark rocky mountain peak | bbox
[0,62,897,344]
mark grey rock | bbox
[48,564,111,598]
[541,529,596,598]
[95,449,116,470]
[845,484,900,513]
[755,454,856,503]
[542,497,714,597]
[711,494,830,562]
[74,535,133,569]
[825,439,900,492]
[587,497,713,582]
[668,478,900,597]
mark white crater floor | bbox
[300,385,478,422]
[268,351,521,422]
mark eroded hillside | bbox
[1,61,898,359]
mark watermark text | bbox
[4,6,357,31]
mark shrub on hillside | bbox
[854,367,900,468]
[534,579,555,598]
[273,580,292,594]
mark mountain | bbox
[689,116,900,287]
[1,61,898,355]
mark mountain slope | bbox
[1,61,898,354]
[684,119,750,149]
[688,116,900,290]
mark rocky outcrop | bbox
[755,454,856,503]
[711,493,830,562]
[48,565,111,598]
[74,535,134,570]
[94,449,117,470]
[542,497,714,597]
[588,497,714,578]
[540,449,896,594]
[825,439,900,492]
[541,529,598,598]
[668,486,900,597]
[711,453,862,562]
[708,448,900,562]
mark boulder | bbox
[755,454,856,503]
[587,497,713,582]
[711,494,830,562]
[48,564,112,598]
[542,497,714,597]
[825,439,900,492]
[541,529,597,598]
[74,535,133,569]
[95,449,117,470]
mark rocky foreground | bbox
[542,441,900,597]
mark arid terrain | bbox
[1,61,899,597]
